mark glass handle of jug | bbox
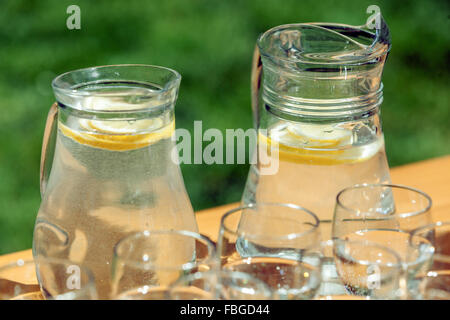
[251,45,262,128]
[40,102,58,198]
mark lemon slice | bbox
[261,123,379,165]
[286,123,352,148]
[60,119,174,151]
[79,118,164,134]
[79,95,161,112]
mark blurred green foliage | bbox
[0,0,448,254]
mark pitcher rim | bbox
[52,64,181,98]
[257,21,391,66]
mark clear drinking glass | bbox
[243,15,392,241]
[332,239,402,299]
[169,270,273,300]
[218,203,321,299]
[34,65,198,299]
[409,221,450,299]
[0,258,97,300]
[333,184,434,298]
[305,240,402,300]
[111,230,216,300]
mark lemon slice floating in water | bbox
[286,123,352,148]
[261,123,380,165]
[60,118,174,151]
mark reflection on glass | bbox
[218,203,321,299]
[333,184,434,298]
[410,221,450,299]
[169,270,273,300]
[0,258,97,300]
[111,230,216,300]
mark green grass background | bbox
[0,0,448,254]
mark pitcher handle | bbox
[251,45,262,128]
[40,102,58,198]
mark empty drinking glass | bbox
[304,239,402,300]
[111,230,216,299]
[310,240,396,300]
[218,203,321,299]
[332,239,402,299]
[333,184,435,298]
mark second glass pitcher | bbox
[33,65,198,299]
[242,17,392,239]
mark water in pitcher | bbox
[243,118,390,237]
[34,68,197,299]
[242,18,393,239]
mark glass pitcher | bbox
[242,16,392,239]
[33,65,198,299]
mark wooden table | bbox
[1,155,449,285]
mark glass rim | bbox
[113,229,216,270]
[52,64,181,98]
[336,183,432,219]
[220,202,320,242]
[257,21,391,66]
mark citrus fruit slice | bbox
[286,123,352,148]
[59,119,174,151]
[261,123,380,165]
